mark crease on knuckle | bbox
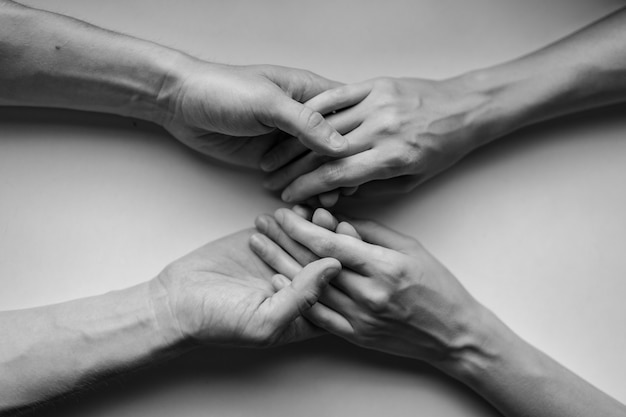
[378,111,402,135]
[319,162,343,186]
[314,236,336,255]
[297,289,318,315]
[364,288,391,314]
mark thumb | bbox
[267,257,341,328]
[268,96,350,157]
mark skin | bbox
[252,207,626,417]
[0,229,340,412]
[0,1,350,411]
[262,6,626,205]
[0,0,350,170]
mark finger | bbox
[272,274,354,336]
[268,97,350,157]
[272,211,373,311]
[305,82,372,115]
[249,233,303,278]
[318,191,340,208]
[323,107,364,134]
[292,204,314,220]
[270,69,343,102]
[267,258,341,328]
[255,214,318,266]
[311,208,362,241]
[275,208,390,274]
[260,138,308,172]
[336,216,418,252]
[263,151,331,192]
[311,208,338,231]
[336,221,362,240]
[260,108,363,173]
[264,122,379,194]
[281,149,399,203]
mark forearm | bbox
[455,6,626,147]
[446,306,626,417]
[0,281,190,412]
[0,1,188,124]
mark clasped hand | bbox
[149,229,340,347]
[161,60,351,168]
[250,206,486,369]
[262,77,491,205]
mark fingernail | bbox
[323,267,341,280]
[329,132,346,150]
[292,205,306,216]
[249,233,265,251]
[281,189,293,203]
[255,216,268,232]
[274,209,286,223]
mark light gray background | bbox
[2,0,626,415]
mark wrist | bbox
[147,276,198,350]
[451,60,588,147]
[437,302,538,388]
[446,69,527,148]
[118,46,195,126]
[0,3,195,126]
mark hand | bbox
[262,76,493,204]
[252,207,486,367]
[162,61,350,168]
[150,228,340,347]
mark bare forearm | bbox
[0,1,186,124]
[446,306,626,417]
[0,282,189,412]
[457,6,626,146]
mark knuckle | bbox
[387,148,415,169]
[372,77,395,91]
[364,289,391,314]
[298,289,318,313]
[329,86,348,101]
[314,237,336,254]
[319,162,343,185]
[383,260,406,279]
[378,112,402,135]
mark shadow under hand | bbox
[22,336,501,417]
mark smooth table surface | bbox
[2,0,626,415]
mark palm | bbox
[156,229,319,346]
[161,62,342,169]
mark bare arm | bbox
[0,283,180,412]
[253,207,626,417]
[0,0,348,168]
[0,229,338,413]
[263,7,626,203]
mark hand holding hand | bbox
[162,61,350,168]
[149,229,340,347]
[252,207,486,368]
[262,77,494,204]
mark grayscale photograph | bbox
[1,0,625,416]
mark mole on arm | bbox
[55,45,61,50]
